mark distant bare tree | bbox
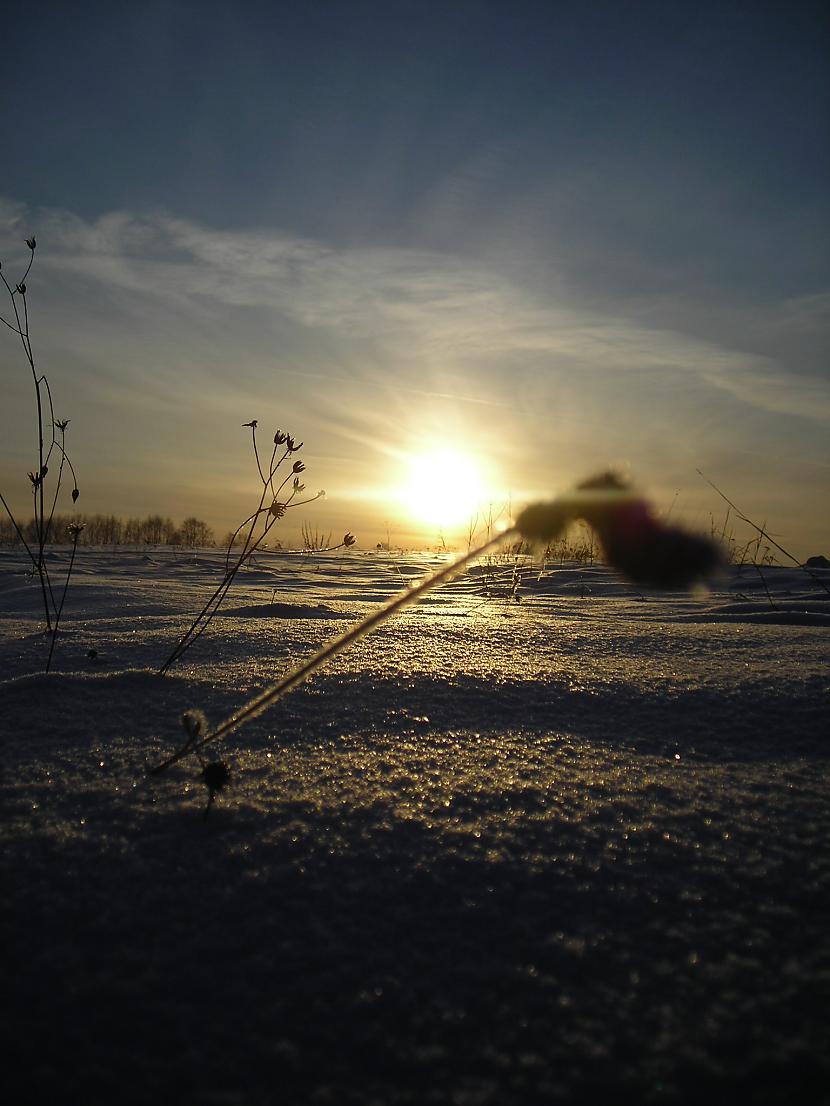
[181,516,214,546]
[141,515,170,544]
[123,517,142,544]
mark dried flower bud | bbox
[201,758,231,817]
[292,460,305,474]
[274,430,287,445]
[269,501,287,518]
[67,523,85,539]
[182,709,208,740]
[27,470,41,488]
[203,761,230,795]
[16,282,26,295]
[586,502,722,588]
[54,419,70,432]
[72,488,79,503]
[343,532,356,547]
[26,236,36,250]
[242,419,258,429]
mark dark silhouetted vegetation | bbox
[0,512,215,547]
[1,237,82,668]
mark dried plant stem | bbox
[2,242,81,666]
[149,526,514,775]
[1,270,52,628]
[159,493,327,673]
[45,530,81,673]
[697,469,830,596]
[159,423,326,673]
[150,476,728,790]
[0,490,37,560]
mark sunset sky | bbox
[1,0,828,555]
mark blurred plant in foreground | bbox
[150,471,723,796]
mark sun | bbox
[401,447,489,531]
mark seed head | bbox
[25,236,36,251]
[243,419,258,429]
[515,501,569,543]
[200,758,230,818]
[292,460,305,474]
[182,709,208,742]
[269,501,287,518]
[72,488,80,503]
[343,532,356,547]
[517,472,723,589]
[202,761,230,795]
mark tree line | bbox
[0,513,215,547]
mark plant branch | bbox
[697,469,830,596]
[149,527,511,774]
[45,528,83,673]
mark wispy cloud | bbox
[2,198,828,551]
[3,198,827,424]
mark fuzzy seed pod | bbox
[515,502,569,543]
[517,473,723,589]
[203,761,230,795]
[182,709,208,740]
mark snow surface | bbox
[2,547,829,1104]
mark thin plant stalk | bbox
[159,422,335,673]
[45,526,83,673]
[1,239,80,665]
[0,489,38,562]
[697,469,830,596]
[159,490,329,673]
[150,476,725,782]
[1,260,52,627]
[149,527,513,775]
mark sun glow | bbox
[401,447,490,532]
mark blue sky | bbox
[1,0,828,553]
